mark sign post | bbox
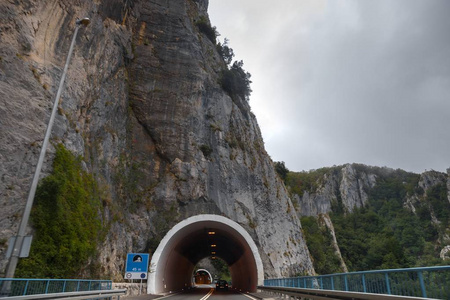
[124,253,149,295]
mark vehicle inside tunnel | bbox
[148,215,264,294]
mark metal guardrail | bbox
[0,279,112,297]
[264,266,450,299]
[0,289,127,300]
[258,286,438,300]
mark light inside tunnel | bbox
[148,214,264,294]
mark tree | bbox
[217,38,252,101]
[274,161,289,181]
[217,38,234,65]
[220,60,252,101]
[195,16,218,43]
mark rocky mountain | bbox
[0,0,314,279]
[291,164,449,217]
[286,163,450,272]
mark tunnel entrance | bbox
[193,269,212,284]
[148,214,264,294]
[195,256,231,283]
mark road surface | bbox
[163,286,258,300]
[127,285,260,300]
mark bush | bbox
[195,16,217,44]
[220,60,252,101]
[216,38,234,65]
[274,161,289,181]
[200,144,212,158]
[16,144,103,278]
[427,183,450,228]
[216,38,252,101]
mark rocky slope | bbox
[289,163,450,271]
[292,164,449,217]
[0,0,314,279]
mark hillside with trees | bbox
[277,163,450,274]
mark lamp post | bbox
[4,17,90,280]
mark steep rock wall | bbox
[0,0,314,279]
[293,164,449,217]
[293,164,377,216]
[291,164,449,272]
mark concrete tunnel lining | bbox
[148,214,264,294]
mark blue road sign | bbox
[125,253,149,280]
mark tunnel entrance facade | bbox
[193,269,212,284]
[148,214,264,294]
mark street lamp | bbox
[4,17,90,280]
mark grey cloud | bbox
[209,0,450,173]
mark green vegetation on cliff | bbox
[211,258,231,281]
[220,60,252,101]
[331,169,449,271]
[194,15,252,102]
[195,16,218,43]
[285,166,341,197]
[216,39,252,101]
[300,216,343,274]
[16,144,104,278]
[287,165,450,274]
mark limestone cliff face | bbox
[0,0,314,279]
[291,164,449,272]
[293,164,448,217]
[293,164,377,216]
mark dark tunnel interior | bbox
[149,217,263,294]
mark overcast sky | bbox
[208,1,450,174]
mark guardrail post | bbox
[45,280,50,294]
[76,281,80,292]
[417,271,427,298]
[362,274,366,293]
[320,277,323,289]
[22,280,30,296]
[331,276,334,290]
[88,281,92,291]
[384,273,391,295]
[62,280,66,293]
[344,275,348,291]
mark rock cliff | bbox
[293,164,449,217]
[290,164,450,272]
[0,0,314,279]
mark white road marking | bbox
[240,293,259,300]
[154,293,177,299]
[200,288,214,300]
[154,291,182,299]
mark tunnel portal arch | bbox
[193,268,212,284]
[148,214,264,294]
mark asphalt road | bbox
[158,286,259,300]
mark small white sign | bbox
[125,272,147,279]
